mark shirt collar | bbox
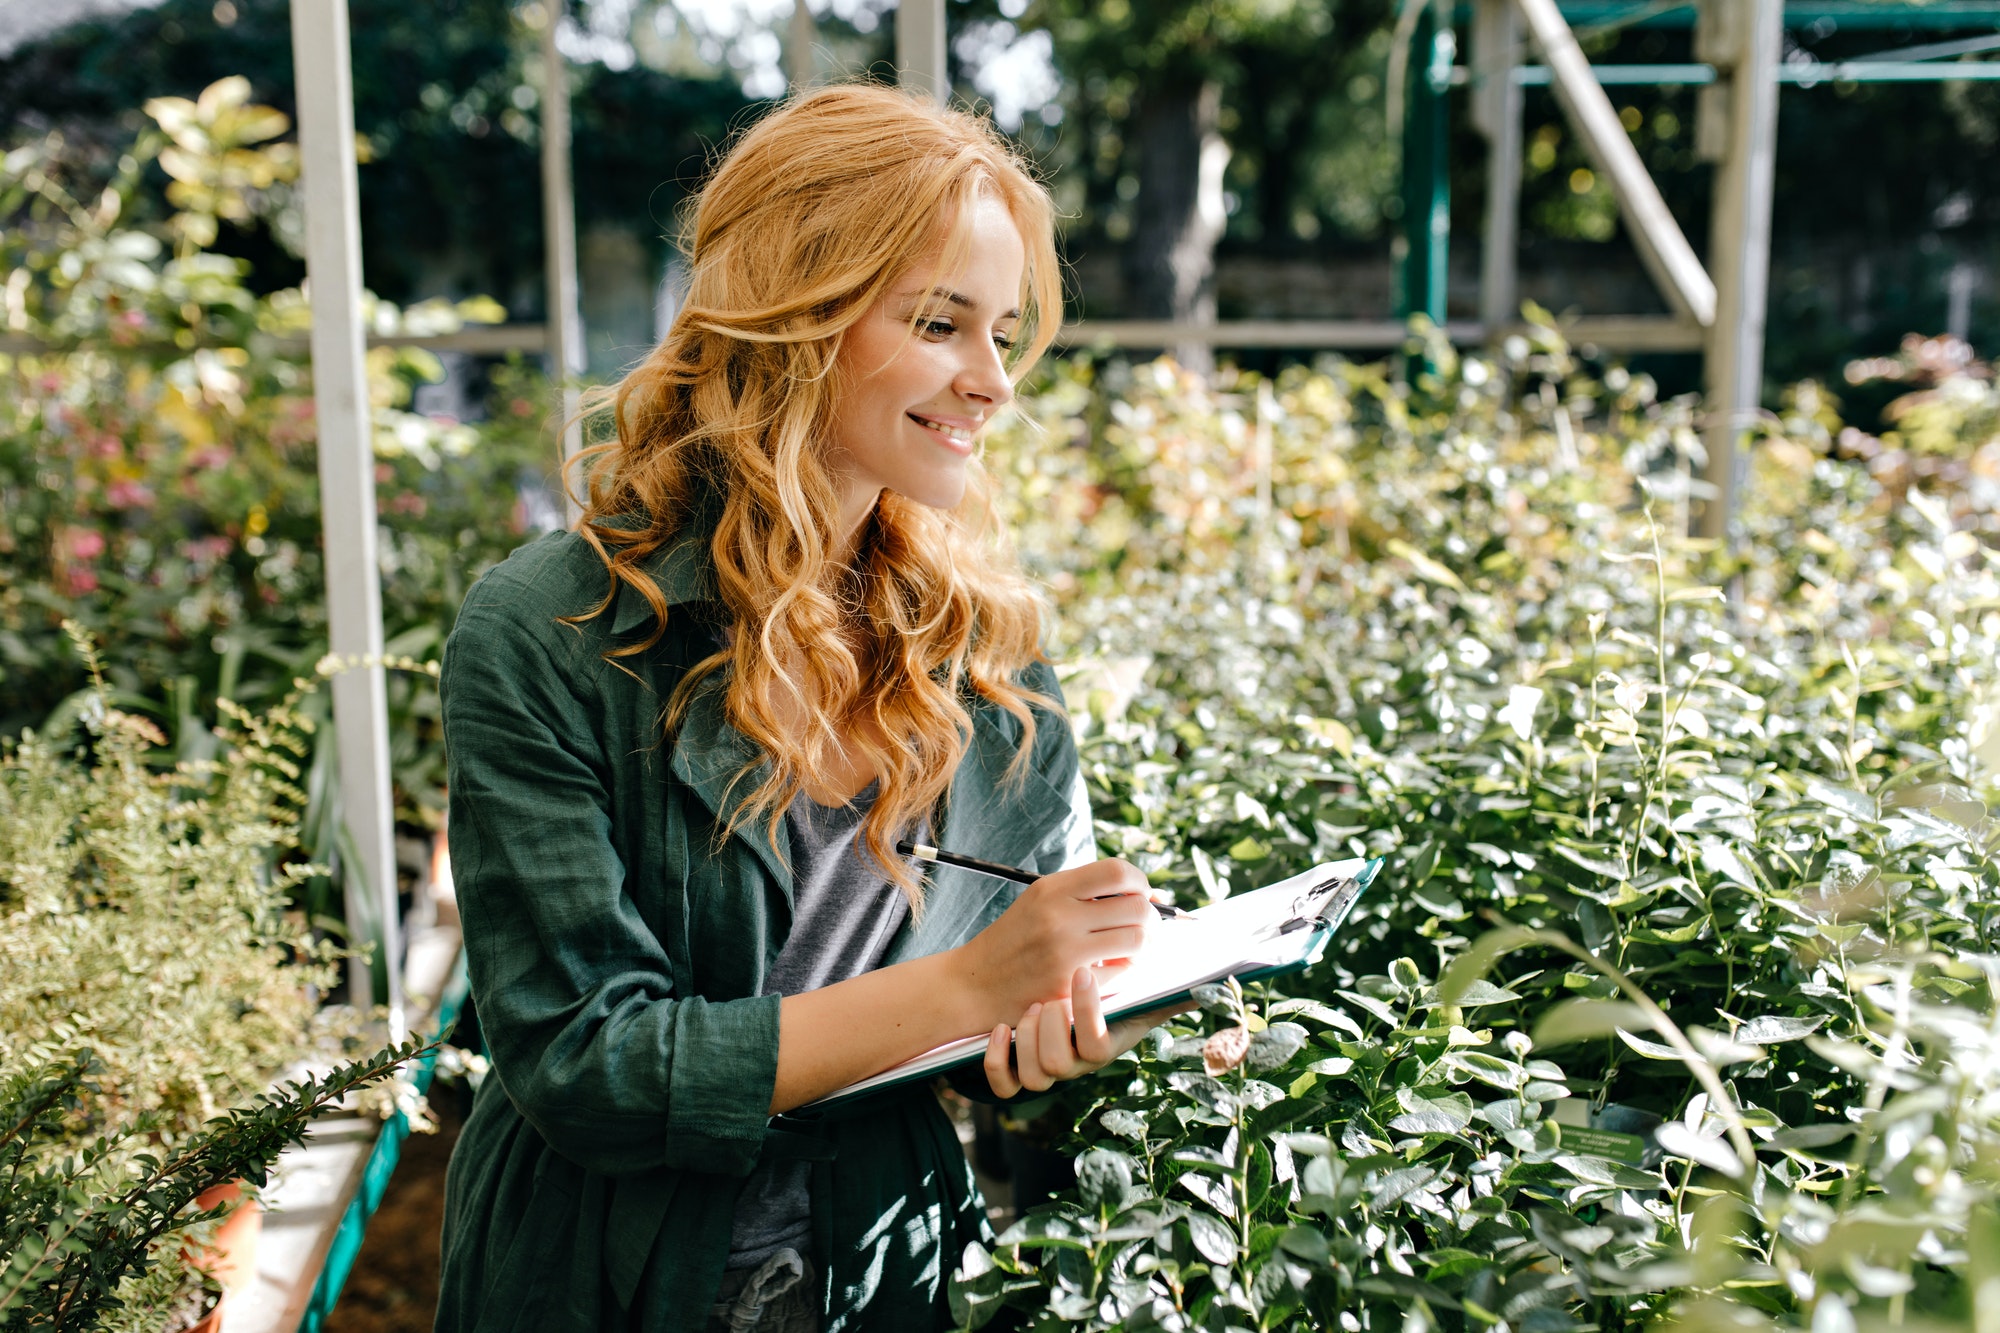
[609,532,719,636]
[603,489,726,636]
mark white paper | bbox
[807,857,1371,1107]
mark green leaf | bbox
[1734,1015,1826,1044]
[1444,1051,1528,1090]
[1805,779,1877,822]
[1076,1148,1137,1212]
[1615,1029,1683,1061]
[1428,980,1523,1008]
[1186,1211,1238,1265]
[1552,1154,1662,1190]
[1268,997,1362,1035]
[1191,983,1239,1018]
[1551,843,1627,880]
[1532,999,1655,1047]
[1099,1108,1150,1141]
[1768,1123,1854,1151]
[1387,539,1468,591]
[1337,990,1403,1029]
[1699,839,1761,891]
[1389,1088,1474,1135]
[1424,1248,1493,1283]
[1278,1226,1332,1265]
[996,1211,1089,1250]
[1653,1123,1743,1178]
[1369,1164,1440,1208]
[1435,926,1539,1007]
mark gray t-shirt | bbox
[725,781,912,1271]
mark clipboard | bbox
[807,855,1380,1108]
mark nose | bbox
[955,334,1014,412]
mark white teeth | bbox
[911,414,974,443]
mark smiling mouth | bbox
[908,413,977,444]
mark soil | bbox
[322,1083,467,1333]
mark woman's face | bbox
[825,193,1026,532]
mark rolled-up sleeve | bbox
[442,583,778,1178]
[1058,764,1099,871]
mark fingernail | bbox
[1076,966,1095,990]
[1027,1003,1043,1018]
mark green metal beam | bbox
[1397,2,1454,324]
[1530,1,2000,29]
[1495,59,2000,81]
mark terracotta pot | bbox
[187,1180,263,1296]
[183,1290,226,1333]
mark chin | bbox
[888,475,969,513]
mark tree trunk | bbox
[1124,76,1229,374]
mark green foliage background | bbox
[952,331,2000,1330]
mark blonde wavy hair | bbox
[569,83,1066,914]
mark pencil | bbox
[897,840,1193,918]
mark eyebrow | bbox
[906,286,1022,321]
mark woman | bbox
[435,85,1175,1333]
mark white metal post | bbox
[1472,0,1523,338]
[1698,0,1783,542]
[289,0,403,1037]
[1512,0,1716,327]
[897,0,948,105]
[541,3,585,525]
[789,0,818,89]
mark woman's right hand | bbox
[952,858,1163,1028]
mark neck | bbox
[831,486,883,566]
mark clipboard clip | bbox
[1276,874,1359,935]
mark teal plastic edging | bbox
[296,948,471,1333]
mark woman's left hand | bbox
[980,966,1194,1097]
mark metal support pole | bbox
[896,0,948,105]
[1472,0,1523,338]
[289,0,403,1037]
[1396,0,1453,324]
[1697,0,1783,542]
[541,3,585,525]
[1513,0,1717,327]
[789,0,818,89]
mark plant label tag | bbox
[1557,1125,1648,1164]
[1551,1098,1650,1163]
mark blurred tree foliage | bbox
[1015,0,1395,334]
[3,0,1996,391]
[0,0,756,313]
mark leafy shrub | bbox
[0,626,344,1141]
[958,331,2000,1331]
[0,1035,436,1331]
[0,77,555,829]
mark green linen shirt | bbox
[434,524,1094,1333]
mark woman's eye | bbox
[922,319,956,338]
[993,334,1016,352]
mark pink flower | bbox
[67,569,99,594]
[91,435,124,460]
[188,446,232,471]
[67,529,106,561]
[105,478,155,510]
